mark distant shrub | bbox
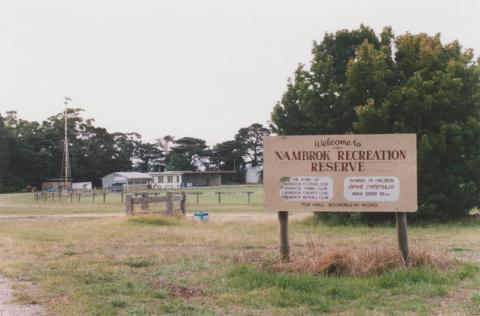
[127,215,178,226]
[123,257,155,269]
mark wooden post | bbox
[78,193,81,202]
[396,212,410,266]
[244,191,253,204]
[70,192,73,203]
[278,211,289,262]
[180,192,186,216]
[93,192,96,203]
[141,192,149,211]
[121,192,124,204]
[166,192,174,215]
[103,192,106,204]
[196,192,200,204]
[216,192,221,204]
[125,195,133,215]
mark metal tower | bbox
[61,97,72,192]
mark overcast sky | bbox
[1,0,479,145]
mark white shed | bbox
[72,182,92,192]
[246,166,262,184]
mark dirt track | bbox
[0,277,44,316]
[0,212,311,222]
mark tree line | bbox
[0,109,270,192]
[271,25,480,220]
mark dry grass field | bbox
[0,186,479,315]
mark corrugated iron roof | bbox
[150,170,235,176]
[113,172,153,179]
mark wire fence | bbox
[33,188,262,206]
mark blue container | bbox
[193,211,209,222]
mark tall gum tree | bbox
[271,26,480,220]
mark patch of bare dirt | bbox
[0,277,45,316]
[150,279,205,298]
[430,288,476,315]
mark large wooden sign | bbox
[264,134,417,212]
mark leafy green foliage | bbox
[0,115,10,192]
[1,108,268,190]
[166,137,208,171]
[234,123,270,167]
[271,25,480,220]
[1,109,139,190]
[133,141,163,172]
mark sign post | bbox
[264,134,417,264]
[396,212,409,265]
[278,211,289,262]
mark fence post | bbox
[93,192,96,203]
[244,191,253,204]
[180,192,186,215]
[103,192,106,204]
[125,194,133,215]
[166,192,174,215]
[216,192,221,204]
[141,192,149,211]
[70,192,73,203]
[121,192,124,204]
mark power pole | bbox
[62,97,72,192]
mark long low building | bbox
[42,179,72,192]
[102,172,153,191]
[150,171,235,189]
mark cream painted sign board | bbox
[264,134,417,212]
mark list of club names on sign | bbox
[280,176,333,201]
